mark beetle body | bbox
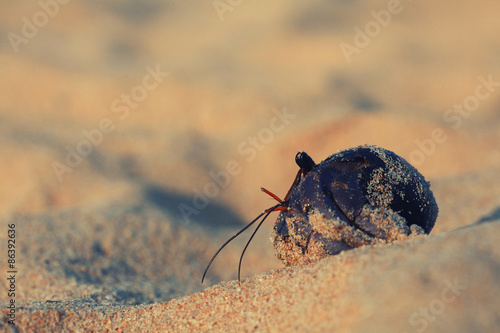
[272,144,438,266]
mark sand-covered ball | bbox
[272,144,439,266]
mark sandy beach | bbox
[1,1,500,332]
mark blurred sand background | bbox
[1,0,500,331]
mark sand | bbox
[1,1,500,332]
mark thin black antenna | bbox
[237,207,276,283]
[201,202,282,283]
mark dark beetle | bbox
[202,144,438,283]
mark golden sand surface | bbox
[1,1,500,331]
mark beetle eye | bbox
[295,152,316,173]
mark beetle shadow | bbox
[474,206,500,225]
[84,143,246,232]
[143,184,246,230]
[456,206,500,231]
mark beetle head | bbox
[295,152,316,174]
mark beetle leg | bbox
[264,205,288,213]
[313,233,353,255]
[353,205,411,241]
[261,187,283,203]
